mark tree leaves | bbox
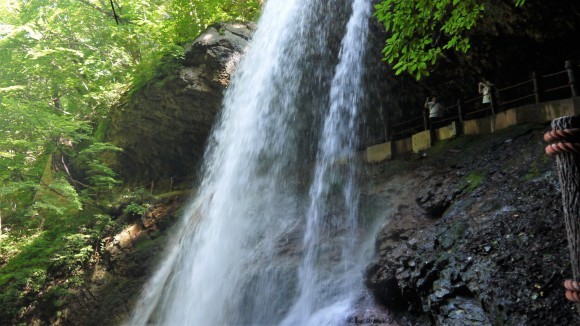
[374,0,525,79]
[0,0,261,222]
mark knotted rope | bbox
[544,128,580,302]
[564,280,580,302]
[544,128,580,155]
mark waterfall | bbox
[281,0,371,324]
[129,0,375,325]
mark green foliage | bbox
[462,171,485,192]
[127,0,261,90]
[74,142,123,200]
[374,0,526,79]
[124,202,148,218]
[32,176,83,217]
[118,187,152,220]
[523,155,549,181]
[524,162,541,181]
[0,212,117,323]
[0,0,262,222]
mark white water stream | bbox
[130,0,377,325]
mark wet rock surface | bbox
[364,124,580,325]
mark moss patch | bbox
[462,172,485,192]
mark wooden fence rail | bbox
[378,60,579,144]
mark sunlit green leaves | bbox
[374,0,526,79]
[0,0,261,221]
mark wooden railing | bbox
[379,60,579,143]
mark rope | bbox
[564,280,580,302]
[543,128,580,142]
[543,128,580,155]
[545,142,580,155]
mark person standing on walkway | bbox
[478,79,494,106]
[424,96,442,145]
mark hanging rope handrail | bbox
[437,116,459,124]
[391,126,423,138]
[464,96,482,105]
[392,115,423,128]
[464,107,491,117]
[498,79,532,92]
[541,70,567,79]
[544,84,571,94]
[499,94,535,106]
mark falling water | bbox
[281,0,371,324]
[130,0,374,325]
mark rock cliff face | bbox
[363,123,580,325]
[106,22,256,187]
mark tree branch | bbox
[76,0,130,24]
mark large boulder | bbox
[106,22,256,188]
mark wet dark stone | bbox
[363,124,580,325]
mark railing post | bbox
[490,85,497,115]
[457,99,464,123]
[423,111,429,131]
[456,99,464,136]
[566,60,577,97]
[384,120,389,142]
[532,71,541,104]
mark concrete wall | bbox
[365,142,392,163]
[393,138,413,154]
[366,97,579,162]
[412,130,431,153]
[436,121,457,141]
[466,97,580,135]
[464,116,493,135]
[539,97,580,121]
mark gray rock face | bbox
[363,125,579,325]
[106,22,256,187]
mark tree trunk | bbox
[552,115,580,309]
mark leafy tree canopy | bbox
[0,0,261,222]
[374,0,525,79]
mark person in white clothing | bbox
[478,79,494,104]
[424,96,442,118]
[424,96,442,145]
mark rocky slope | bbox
[363,123,580,325]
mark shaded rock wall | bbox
[106,22,256,188]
